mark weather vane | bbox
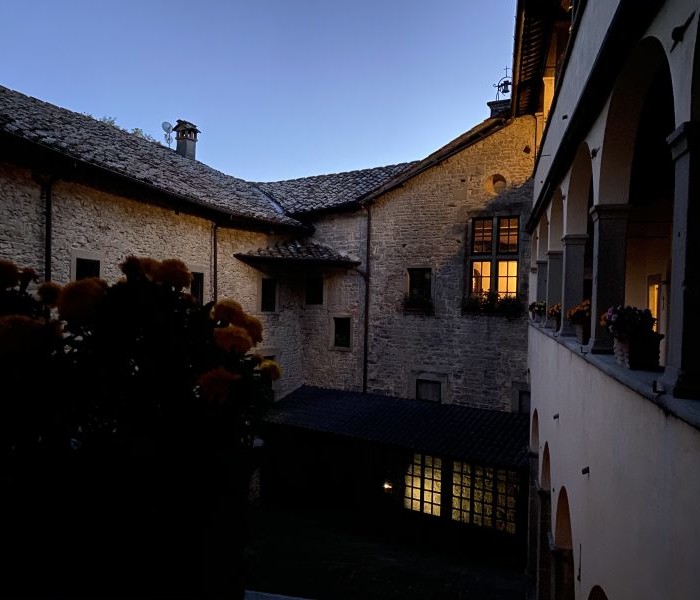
[493,66,511,100]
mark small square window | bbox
[305,277,323,305]
[190,272,204,305]
[416,379,441,402]
[75,258,100,280]
[333,317,351,348]
[261,278,277,312]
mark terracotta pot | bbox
[613,332,664,370]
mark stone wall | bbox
[366,117,535,410]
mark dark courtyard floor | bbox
[243,503,532,600]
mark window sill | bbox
[530,321,700,432]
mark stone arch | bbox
[599,37,671,207]
[588,585,609,600]
[541,442,551,490]
[554,487,573,549]
[554,487,575,600]
[588,37,675,355]
[531,409,539,453]
[565,143,592,235]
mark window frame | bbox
[259,276,279,313]
[330,314,352,351]
[70,248,103,281]
[404,267,434,314]
[468,216,520,298]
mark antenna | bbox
[161,121,173,147]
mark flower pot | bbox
[613,332,664,370]
[574,321,590,345]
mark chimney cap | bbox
[173,119,200,134]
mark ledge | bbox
[529,322,700,432]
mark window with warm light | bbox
[468,216,519,297]
[451,462,518,534]
[404,454,442,517]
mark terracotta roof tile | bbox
[235,240,359,266]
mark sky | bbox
[1,0,517,182]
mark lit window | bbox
[497,260,518,297]
[498,217,519,254]
[472,218,493,254]
[471,261,492,295]
[404,454,442,517]
[468,216,519,297]
[261,277,277,312]
[333,316,351,348]
[452,462,518,534]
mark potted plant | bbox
[566,299,591,344]
[528,300,547,322]
[547,303,561,331]
[600,305,663,370]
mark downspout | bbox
[34,173,56,281]
[211,222,219,302]
[362,204,372,393]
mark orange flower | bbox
[0,259,20,290]
[37,281,62,307]
[57,277,108,323]
[154,259,192,290]
[242,314,263,345]
[197,367,241,404]
[213,325,253,354]
[258,359,282,381]
[210,299,245,324]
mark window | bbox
[261,277,277,312]
[451,462,518,534]
[75,258,100,280]
[333,316,351,348]
[469,216,519,298]
[190,271,204,305]
[404,454,442,517]
[405,268,433,313]
[416,379,441,402]
[305,277,323,305]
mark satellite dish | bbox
[161,121,173,147]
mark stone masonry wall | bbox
[301,211,367,391]
[366,116,535,411]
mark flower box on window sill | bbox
[462,293,524,320]
[402,295,434,315]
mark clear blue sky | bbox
[1,0,517,182]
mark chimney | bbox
[173,119,200,160]
[487,99,511,118]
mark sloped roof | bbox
[235,240,360,269]
[254,162,418,216]
[264,385,530,468]
[0,85,305,230]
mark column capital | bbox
[589,203,630,222]
[546,250,563,258]
[561,234,588,246]
[666,120,700,161]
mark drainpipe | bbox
[362,204,372,393]
[211,222,219,302]
[33,173,56,281]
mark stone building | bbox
[519,0,700,599]
[0,74,537,411]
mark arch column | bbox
[546,251,563,331]
[560,234,588,336]
[536,260,548,302]
[660,121,700,399]
[587,204,629,353]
